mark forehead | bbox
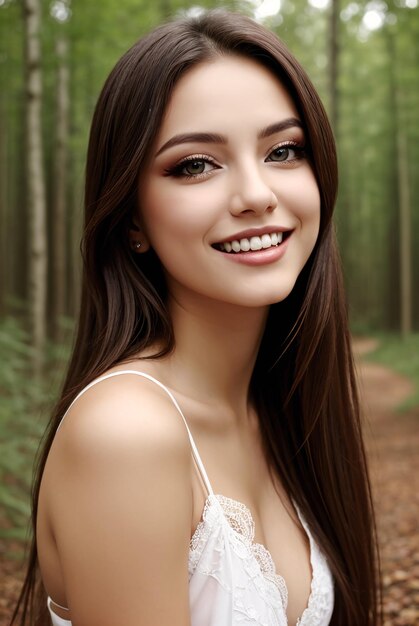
[157,55,299,139]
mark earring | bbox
[134,242,142,250]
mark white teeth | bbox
[261,234,272,249]
[219,231,285,253]
[250,236,262,250]
[240,238,250,252]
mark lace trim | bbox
[190,494,289,609]
[189,494,334,626]
[215,495,288,610]
[295,516,334,626]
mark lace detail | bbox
[189,496,218,570]
[215,495,288,611]
[296,516,335,626]
[189,494,334,626]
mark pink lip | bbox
[216,234,291,266]
[214,225,291,245]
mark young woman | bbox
[12,10,380,626]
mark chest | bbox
[188,493,334,626]
[188,415,314,626]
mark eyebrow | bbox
[155,117,303,157]
[258,117,303,139]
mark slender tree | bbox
[22,0,48,374]
[397,126,412,336]
[329,0,340,133]
[387,27,412,336]
[51,32,70,339]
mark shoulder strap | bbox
[56,370,214,496]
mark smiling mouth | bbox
[213,231,292,253]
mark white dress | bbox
[46,371,334,626]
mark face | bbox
[136,56,320,309]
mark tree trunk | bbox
[397,129,412,337]
[387,30,412,336]
[22,0,48,375]
[328,0,340,134]
[51,34,70,339]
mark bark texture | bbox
[23,0,48,374]
[52,35,70,338]
[397,129,412,337]
[328,0,340,133]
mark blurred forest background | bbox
[0,0,418,564]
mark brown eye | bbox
[164,155,219,178]
[269,147,292,162]
[184,160,206,175]
[266,144,305,164]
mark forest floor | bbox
[1,338,418,625]
[354,337,419,625]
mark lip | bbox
[217,234,291,266]
[213,225,292,246]
[213,231,292,266]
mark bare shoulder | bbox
[46,368,193,526]
[43,370,193,625]
[54,369,191,461]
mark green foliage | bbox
[0,317,68,543]
[365,333,419,410]
[0,0,418,331]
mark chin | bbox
[225,282,299,308]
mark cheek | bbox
[289,171,321,229]
[141,183,219,243]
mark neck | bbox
[164,293,268,411]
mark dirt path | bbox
[354,338,419,626]
[1,340,418,624]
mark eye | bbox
[183,159,208,176]
[266,143,305,163]
[164,155,219,179]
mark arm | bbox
[47,375,193,626]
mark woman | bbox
[12,9,380,626]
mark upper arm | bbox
[48,376,193,626]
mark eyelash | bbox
[267,141,306,164]
[164,154,218,180]
[164,141,306,180]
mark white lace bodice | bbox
[47,371,334,626]
[188,493,334,626]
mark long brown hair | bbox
[12,10,380,625]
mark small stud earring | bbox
[135,242,142,250]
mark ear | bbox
[129,218,151,254]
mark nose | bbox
[229,163,278,217]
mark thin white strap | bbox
[48,596,70,612]
[56,370,214,496]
